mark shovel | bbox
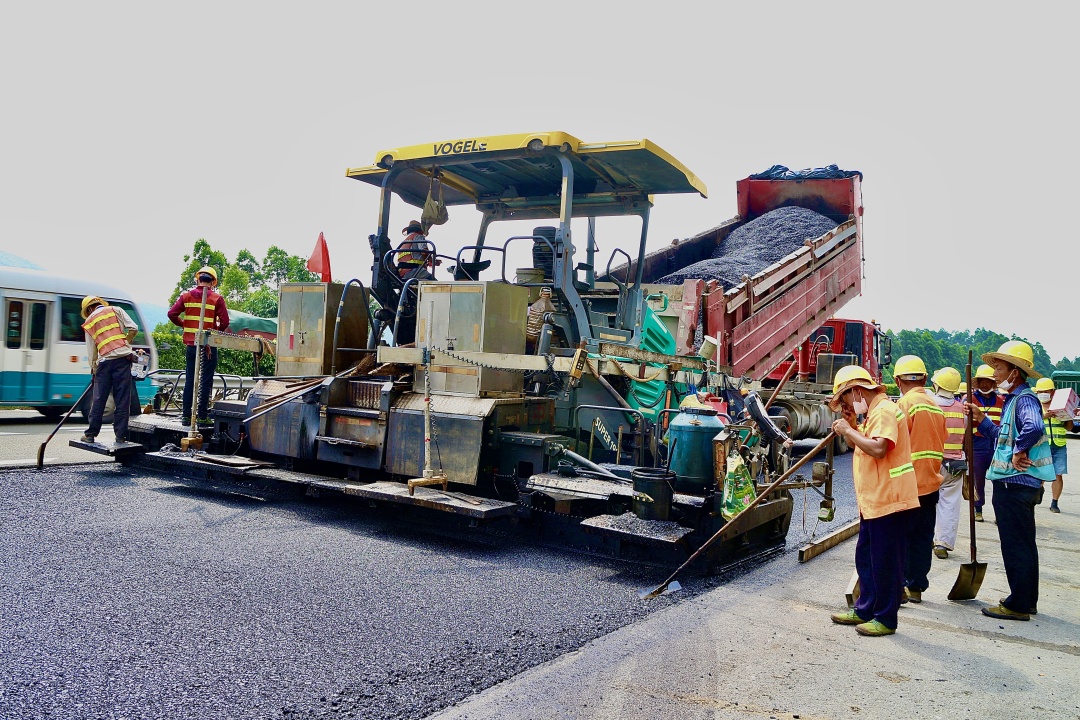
[948,352,986,601]
[640,431,836,599]
[37,380,94,470]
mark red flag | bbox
[307,232,332,282]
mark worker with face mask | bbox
[828,366,919,637]
[965,340,1054,621]
[893,356,947,604]
[1034,377,1073,513]
[929,367,967,559]
[969,364,1004,521]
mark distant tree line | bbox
[882,327,1080,384]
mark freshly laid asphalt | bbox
[3,438,1076,719]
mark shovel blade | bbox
[638,580,682,601]
[948,561,987,601]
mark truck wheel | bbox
[832,433,851,455]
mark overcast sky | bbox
[4,4,1077,360]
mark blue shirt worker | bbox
[966,341,1055,621]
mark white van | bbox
[0,266,158,420]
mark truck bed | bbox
[637,175,864,379]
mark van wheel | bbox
[37,407,63,422]
[79,394,92,423]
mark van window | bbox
[111,301,147,346]
[29,303,47,350]
[6,301,23,349]
[60,297,84,342]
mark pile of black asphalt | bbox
[656,206,838,288]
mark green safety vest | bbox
[988,387,1055,482]
[1043,414,1068,448]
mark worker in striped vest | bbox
[967,340,1053,621]
[930,367,967,559]
[970,363,1005,521]
[894,355,946,604]
[168,266,230,425]
[1035,377,1073,513]
[80,295,138,443]
[828,365,919,637]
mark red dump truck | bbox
[635,171,880,449]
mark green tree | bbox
[156,239,321,372]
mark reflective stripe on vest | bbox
[906,402,945,419]
[889,462,915,478]
[398,232,429,266]
[941,399,966,459]
[988,387,1055,482]
[973,393,1003,437]
[1044,415,1068,447]
[181,290,219,343]
[82,307,129,356]
[901,389,947,495]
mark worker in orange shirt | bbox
[829,366,920,637]
[894,355,946,603]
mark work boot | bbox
[830,608,868,625]
[80,433,95,443]
[934,545,949,559]
[855,620,896,636]
[999,598,1037,615]
[904,588,922,604]
[1049,500,1060,513]
[982,603,1029,621]
[974,511,984,522]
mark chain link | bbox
[430,346,562,378]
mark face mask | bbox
[1037,392,1051,403]
[852,393,869,416]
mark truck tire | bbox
[832,432,851,455]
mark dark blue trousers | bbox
[972,448,992,511]
[87,357,132,441]
[855,510,912,630]
[182,344,218,422]
[905,490,939,592]
[991,480,1041,613]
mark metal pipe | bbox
[765,359,798,410]
[332,279,376,371]
[391,277,419,347]
[552,445,622,480]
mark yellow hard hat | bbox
[195,266,219,286]
[829,365,881,411]
[957,382,968,395]
[931,366,962,394]
[1034,377,1055,392]
[80,295,104,319]
[974,364,996,381]
[893,355,928,379]
[981,340,1041,379]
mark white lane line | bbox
[0,458,57,466]
[0,432,28,436]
